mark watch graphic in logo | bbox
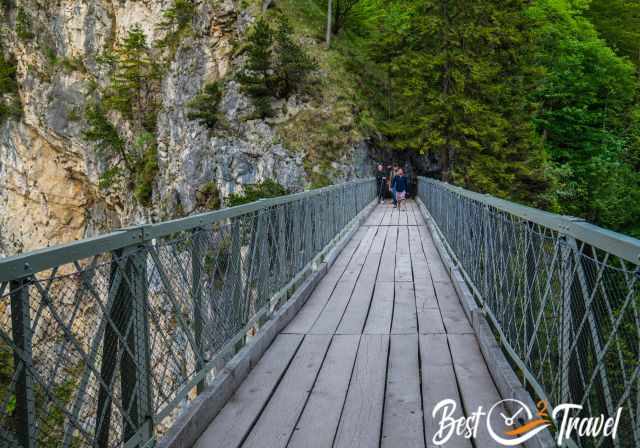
[487,399,552,446]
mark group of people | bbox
[375,164,409,210]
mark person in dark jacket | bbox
[375,164,386,204]
[392,168,408,210]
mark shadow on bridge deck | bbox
[193,202,509,448]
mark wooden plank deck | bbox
[194,201,506,448]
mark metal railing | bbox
[417,177,640,448]
[0,179,376,448]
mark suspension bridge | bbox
[0,178,638,448]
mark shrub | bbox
[133,132,159,206]
[226,178,288,207]
[15,7,34,40]
[187,81,223,129]
[0,49,21,124]
[196,181,221,209]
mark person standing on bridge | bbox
[375,164,387,204]
[392,168,408,210]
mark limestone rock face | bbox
[0,0,374,257]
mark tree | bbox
[273,17,317,98]
[586,0,640,68]
[237,18,275,117]
[238,17,316,115]
[354,0,548,203]
[528,0,640,235]
[157,0,196,50]
[102,25,162,133]
[187,81,223,129]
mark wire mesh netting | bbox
[418,177,639,448]
[0,179,375,448]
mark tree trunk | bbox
[326,0,332,47]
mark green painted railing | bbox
[418,176,640,448]
[0,179,376,448]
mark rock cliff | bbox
[0,0,374,257]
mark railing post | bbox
[231,219,244,354]
[10,277,37,448]
[96,246,153,448]
[560,238,573,404]
[191,229,205,394]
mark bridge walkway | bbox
[194,201,507,448]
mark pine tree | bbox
[377,0,548,202]
[103,25,162,132]
[273,17,317,98]
[238,18,275,118]
[187,81,223,129]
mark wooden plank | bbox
[284,280,340,334]
[309,281,356,334]
[397,208,409,226]
[381,206,393,226]
[395,226,413,282]
[432,281,473,334]
[418,308,445,334]
[441,309,473,334]
[335,227,386,334]
[377,226,397,283]
[364,205,384,226]
[336,274,376,334]
[288,335,360,448]
[420,335,472,448]
[194,334,303,448]
[392,207,401,226]
[391,281,418,334]
[242,335,332,448]
[406,202,418,226]
[363,282,394,334]
[448,334,508,448]
[341,227,378,283]
[382,334,424,448]
[284,232,359,334]
[334,334,389,448]
[433,281,464,312]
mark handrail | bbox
[419,177,640,264]
[0,179,374,281]
[0,178,377,448]
[417,176,640,448]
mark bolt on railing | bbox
[417,176,640,448]
[0,179,376,448]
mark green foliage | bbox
[273,17,318,98]
[586,0,640,67]
[0,48,21,124]
[157,0,196,51]
[238,16,316,117]
[196,181,222,209]
[102,25,162,133]
[187,81,223,129]
[83,103,127,162]
[15,7,34,40]
[226,178,288,207]
[238,17,276,118]
[528,0,640,236]
[133,132,159,206]
[344,0,549,204]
